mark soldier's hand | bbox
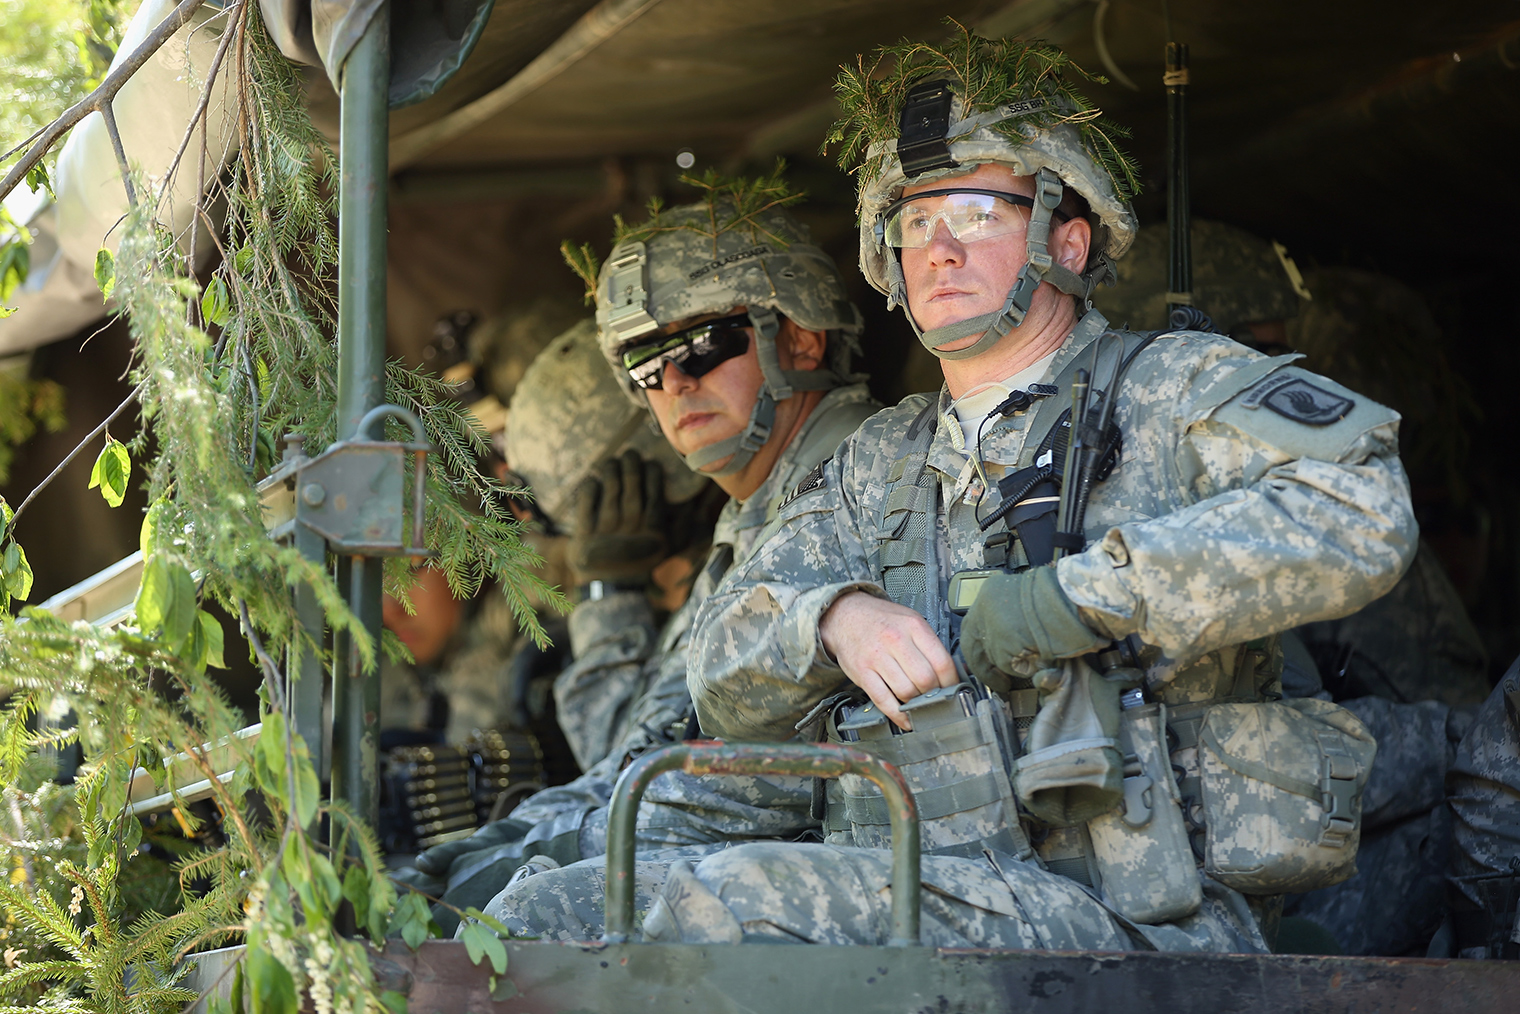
[569,449,668,587]
[819,591,958,731]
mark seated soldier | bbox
[397,183,881,934]
[485,29,1414,950]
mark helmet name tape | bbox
[687,244,772,282]
[604,242,659,344]
[897,80,958,177]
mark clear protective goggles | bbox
[879,188,1068,249]
[621,313,752,390]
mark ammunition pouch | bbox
[1192,697,1374,894]
[823,682,1033,860]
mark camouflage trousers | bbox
[404,772,814,935]
[486,842,1271,952]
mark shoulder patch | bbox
[1243,376,1355,426]
[778,457,829,510]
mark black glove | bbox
[569,449,668,587]
[411,817,534,876]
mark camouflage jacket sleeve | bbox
[1056,338,1418,672]
[687,415,897,741]
[553,591,660,771]
[1447,661,1520,906]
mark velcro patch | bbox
[1244,376,1355,426]
[779,458,828,510]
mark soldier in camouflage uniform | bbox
[1446,655,1520,959]
[1099,225,1486,955]
[483,32,1415,947]
[400,184,882,935]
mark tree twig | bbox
[0,0,207,206]
[238,598,287,715]
[156,1,242,226]
[98,102,136,208]
[6,381,144,534]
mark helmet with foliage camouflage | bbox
[1093,219,1311,334]
[505,320,709,530]
[562,166,864,476]
[828,23,1141,360]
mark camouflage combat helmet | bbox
[1093,219,1310,333]
[565,168,864,476]
[829,24,1141,361]
[505,320,709,530]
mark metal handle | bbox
[602,741,921,946]
[354,404,431,552]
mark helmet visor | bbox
[622,313,752,390]
[882,189,1062,249]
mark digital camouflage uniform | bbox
[1446,656,1520,959]
[408,191,882,935]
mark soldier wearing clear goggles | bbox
[879,188,1068,249]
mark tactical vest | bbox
[823,328,1375,925]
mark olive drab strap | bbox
[872,401,943,637]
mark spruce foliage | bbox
[1,3,532,1010]
[560,160,805,301]
[823,19,1142,201]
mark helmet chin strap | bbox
[890,168,1094,362]
[677,306,845,477]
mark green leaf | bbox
[247,944,297,1014]
[388,891,433,951]
[199,610,226,668]
[88,437,130,507]
[255,712,287,795]
[26,162,54,200]
[94,247,115,301]
[140,496,169,555]
[310,850,343,914]
[379,990,408,1014]
[3,540,33,602]
[0,233,28,302]
[134,554,197,644]
[289,733,320,828]
[201,275,231,327]
[0,306,15,318]
[343,864,371,932]
[461,922,508,975]
[463,907,512,938]
[1,497,11,536]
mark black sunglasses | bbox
[621,313,752,391]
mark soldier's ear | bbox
[1052,215,1092,273]
[780,317,826,371]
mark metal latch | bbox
[258,405,433,557]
